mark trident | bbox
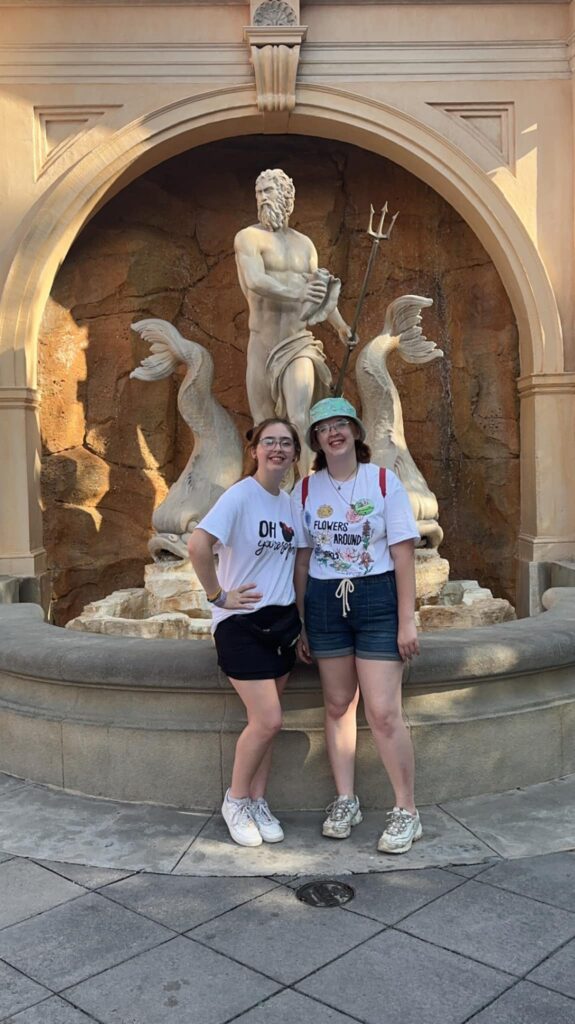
[333,203,399,397]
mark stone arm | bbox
[327,305,355,347]
[234,231,327,306]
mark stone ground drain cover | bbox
[296,880,355,908]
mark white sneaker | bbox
[377,807,422,854]
[221,790,262,847]
[250,798,284,843]
[322,795,362,839]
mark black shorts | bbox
[214,604,298,681]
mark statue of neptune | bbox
[234,168,353,474]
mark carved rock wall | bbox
[39,136,519,623]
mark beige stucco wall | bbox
[0,0,574,613]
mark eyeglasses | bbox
[315,418,352,437]
[259,437,295,449]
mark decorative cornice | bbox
[0,387,40,410]
[0,1,568,6]
[0,39,567,83]
[300,40,569,82]
[517,372,575,398]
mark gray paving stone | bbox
[103,873,279,931]
[64,935,280,1023]
[175,806,494,877]
[0,773,27,793]
[0,851,15,864]
[232,989,357,1023]
[338,868,464,925]
[527,936,575,999]
[442,776,575,858]
[0,784,208,872]
[35,860,136,890]
[0,860,85,928]
[190,884,383,984]
[399,879,575,975]
[477,851,575,912]
[2,995,98,1023]
[297,929,513,1024]
[466,980,575,1023]
[0,891,173,991]
[445,860,501,878]
[0,963,49,1019]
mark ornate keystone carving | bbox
[245,1,306,113]
[253,0,297,26]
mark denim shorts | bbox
[304,572,401,661]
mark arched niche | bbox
[0,85,564,603]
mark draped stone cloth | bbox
[265,329,332,417]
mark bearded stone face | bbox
[255,170,295,231]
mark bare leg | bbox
[249,675,289,799]
[228,675,285,799]
[356,658,416,812]
[316,655,359,795]
[282,357,317,478]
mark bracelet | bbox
[206,586,222,603]
[212,590,228,608]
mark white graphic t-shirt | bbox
[291,464,419,579]
[196,476,305,631]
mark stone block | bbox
[18,573,53,617]
[0,706,63,786]
[462,586,494,605]
[61,721,223,809]
[551,560,575,589]
[419,598,515,631]
[145,560,212,617]
[441,580,493,606]
[408,705,563,805]
[415,550,450,606]
[0,577,19,604]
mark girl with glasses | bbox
[292,397,422,854]
[188,419,304,848]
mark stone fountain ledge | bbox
[0,589,574,810]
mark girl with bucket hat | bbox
[189,419,304,848]
[292,397,422,853]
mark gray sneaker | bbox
[377,807,422,854]
[322,795,362,839]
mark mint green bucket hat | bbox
[305,396,366,449]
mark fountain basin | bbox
[1,589,574,810]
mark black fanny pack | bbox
[232,604,301,654]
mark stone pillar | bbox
[0,387,46,576]
[517,372,575,615]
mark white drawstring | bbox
[335,578,355,618]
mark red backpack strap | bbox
[301,475,310,508]
[379,466,387,498]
